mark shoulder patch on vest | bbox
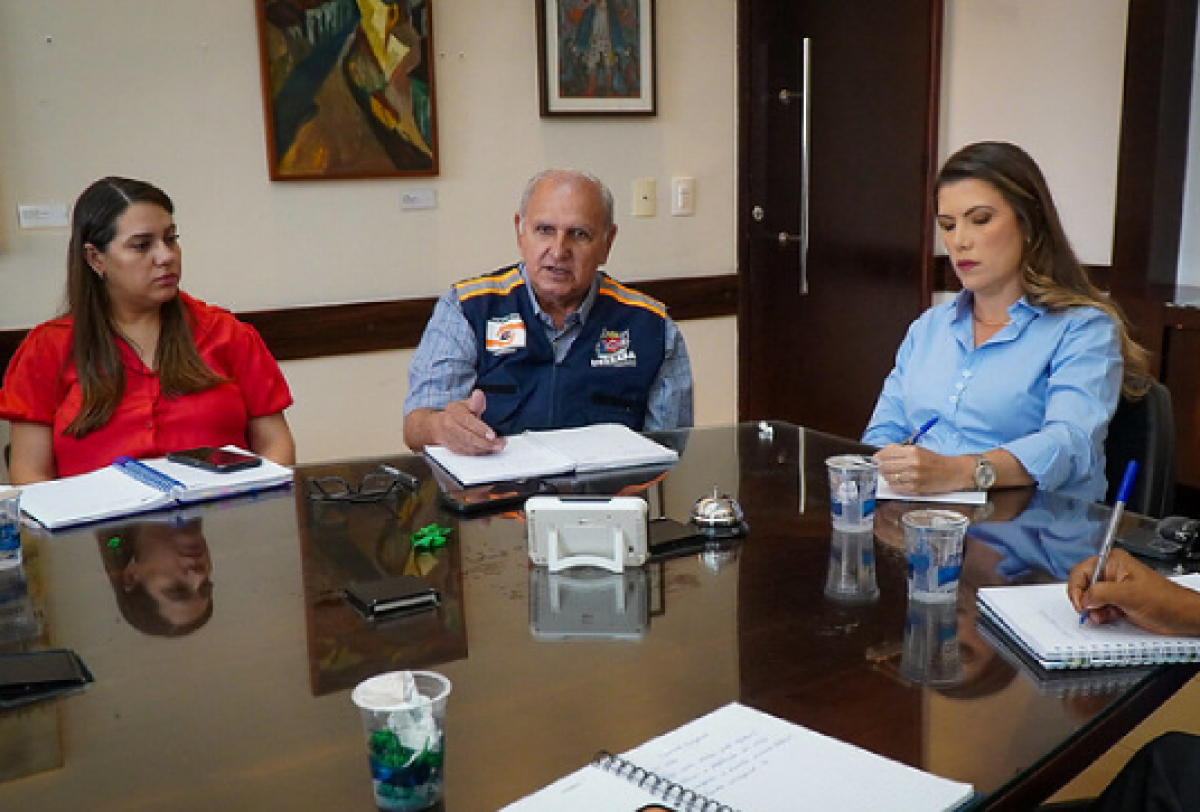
[455,266,525,302]
[596,277,666,318]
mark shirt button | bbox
[955,382,965,391]
[949,395,958,405]
[963,370,973,379]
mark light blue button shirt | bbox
[862,291,1122,503]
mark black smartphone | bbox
[167,447,263,474]
[439,479,555,514]
[344,576,440,620]
[648,517,707,559]
[0,649,94,709]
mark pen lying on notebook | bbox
[1079,460,1139,625]
[903,417,939,446]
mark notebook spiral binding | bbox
[1050,641,1200,668]
[592,750,737,812]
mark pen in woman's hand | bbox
[903,417,939,446]
[1079,460,1138,625]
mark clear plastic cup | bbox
[825,455,880,532]
[902,509,969,602]
[351,670,452,811]
[0,489,21,570]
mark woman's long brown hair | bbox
[66,177,224,437]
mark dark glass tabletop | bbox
[0,422,1191,811]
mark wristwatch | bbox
[972,454,997,491]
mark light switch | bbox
[671,177,696,216]
[632,178,656,217]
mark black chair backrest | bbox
[1104,379,1176,518]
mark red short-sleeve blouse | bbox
[0,292,293,477]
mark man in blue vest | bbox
[403,169,694,455]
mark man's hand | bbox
[1068,549,1200,636]
[403,389,507,455]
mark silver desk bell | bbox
[691,487,749,539]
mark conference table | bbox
[0,422,1194,811]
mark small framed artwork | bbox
[253,0,439,180]
[536,0,657,117]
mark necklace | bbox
[972,313,1010,328]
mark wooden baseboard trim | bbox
[0,273,739,370]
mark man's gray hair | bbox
[517,169,615,231]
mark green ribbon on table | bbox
[411,524,452,551]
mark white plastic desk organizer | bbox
[526,496,649,573]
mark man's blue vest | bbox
[455,265,667,434]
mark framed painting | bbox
[536,0,657,117]
[254,0,439,180]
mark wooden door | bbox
[738,0,942,438]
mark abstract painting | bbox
[255,0,439,179]
[537,0,656,116]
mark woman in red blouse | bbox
[0,177,295,483]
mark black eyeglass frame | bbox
[305,471,417,503]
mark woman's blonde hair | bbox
[936,142,1150,398]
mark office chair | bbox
[1104,379,1176,518]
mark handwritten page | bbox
[424,434,577,486]
[501,703,974,811]
[530,424,678,474]
[425,424,678,486]
[626,703,973,811]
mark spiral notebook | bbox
[501,702,974,811]
[976,616,1156,696]
[17,448,293,530]
[978,575,1200,670]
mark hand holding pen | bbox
[1078,460,1139,625]
[903,417,939,446]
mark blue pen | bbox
[1079,460,1139,625]
[903,417,939,446]
[114,455,187,492]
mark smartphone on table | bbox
[167,447,263,474]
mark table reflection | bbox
[98,516,213,637]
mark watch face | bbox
[975,458,997,490]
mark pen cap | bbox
[1116,461,1139,505]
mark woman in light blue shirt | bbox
[863,142,1149,503]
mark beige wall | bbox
[940,0,1128,266]
[0,0,739,463]
[0,1,1137,466]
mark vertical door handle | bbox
[799,37,811,295]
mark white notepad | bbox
[501,702,975,812]
[18,448,293,531]
[876,479,986,505]
[424,423,678,487]
[978,575,1200,669]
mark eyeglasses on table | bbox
[305,467,420,503]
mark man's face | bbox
[514,176,616,325]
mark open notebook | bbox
[501,702,974,812]
[978,575,1200,670]
[424,423,678,487]
[17,448,293,531]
